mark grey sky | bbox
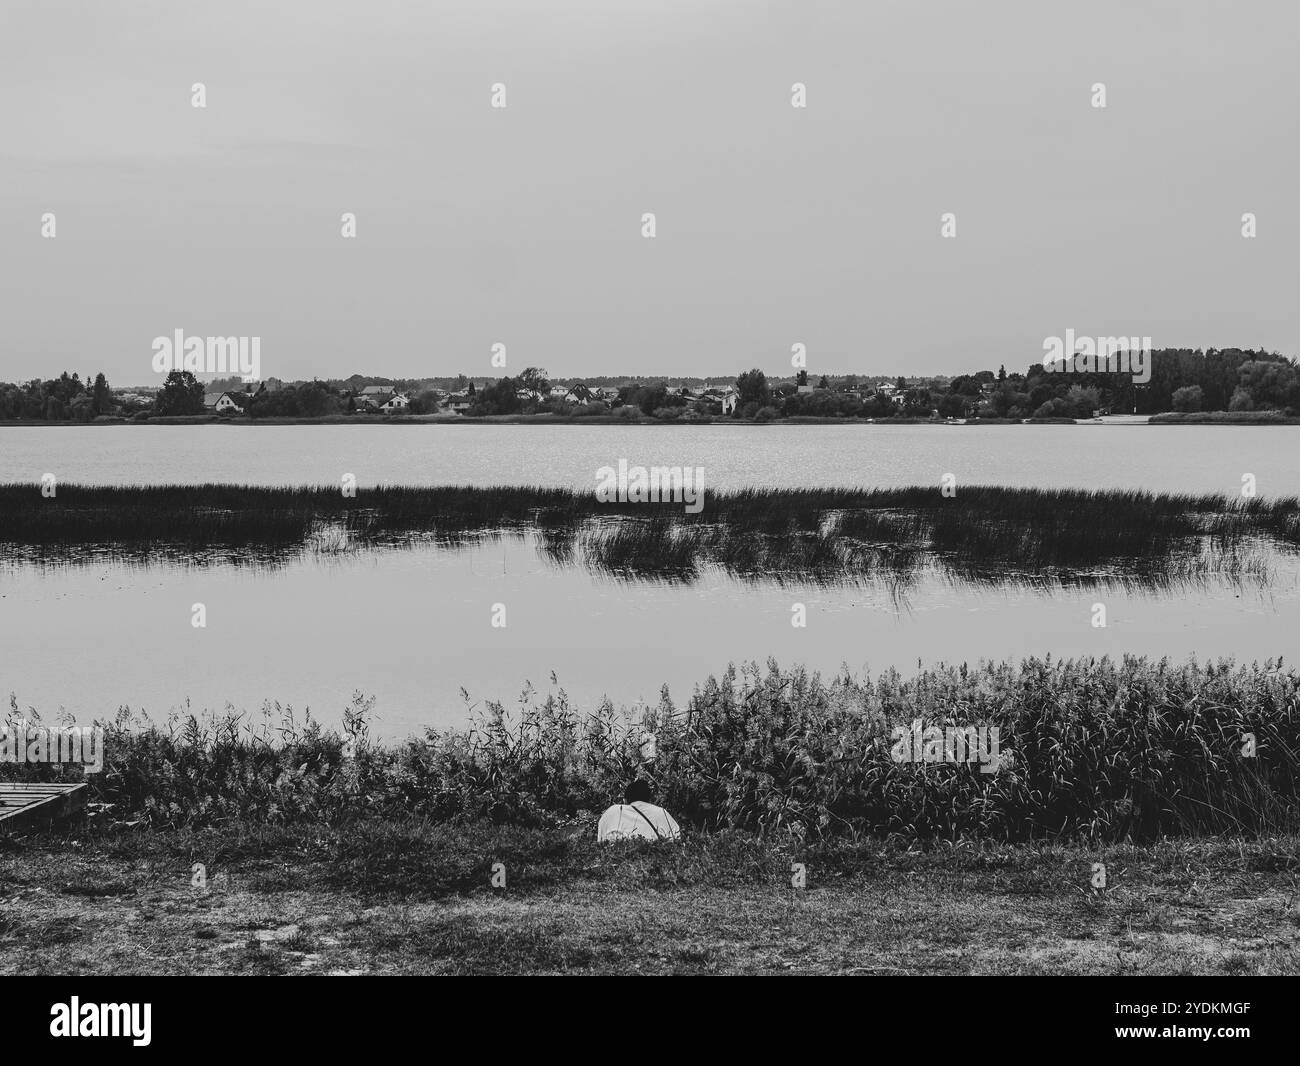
[2,0,1297,385]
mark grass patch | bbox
[1,823,1297,974]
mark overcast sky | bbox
[2,0,1297,385]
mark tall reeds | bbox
[5,656,1298,842]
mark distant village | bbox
[197,377,751,417]
[3,348,1294,421]
[181,366,1111,422]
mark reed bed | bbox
[5,656,1298,842]
[2,482,1297,587]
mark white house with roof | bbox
[204,391,245,413]
[353,388,408,413]
[564,384,601,405]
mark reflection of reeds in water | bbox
[2,482,1298,593]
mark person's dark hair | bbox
[624,779,652,805]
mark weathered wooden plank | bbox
[0,783,88,834]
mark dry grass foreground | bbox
[1,822,1298,975]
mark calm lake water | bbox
[2,424,1297,737]
[2,422,1299,495]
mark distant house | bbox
[564,384,600,405]
[203,392,244,414]
[352,388,408,413]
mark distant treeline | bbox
[0,348,1295,421]
[0,371,116,421]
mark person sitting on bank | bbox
[597,779,681,843]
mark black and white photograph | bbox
[0,0,1297,1030]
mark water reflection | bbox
[2,519,1294,609]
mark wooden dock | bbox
[0,783,88,834]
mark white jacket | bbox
[597,801,681,842]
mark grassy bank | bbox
[2,483,1297,587]
[0,414,1089,427]
[2,822,1297,974]
[6,654,1299,973]
[6,656,1300,842]
[1150,411,1299,425]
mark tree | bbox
[91,372,113,415]
[518,367,550,401]
[406,388,442,414]
[735,369,769,407]
[469,377,521,415]
[1237,360,1298,410]
[796,369,808,387]
[621,382,674,416]
[938,393,966,418]
[292,381,342,418]
[902,387,933,416]
[1171,385,1203,413]
[1063,385,1100,418]
[154,371,205,416]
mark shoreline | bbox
[3,414,1298,427]
[2,414,1074,427]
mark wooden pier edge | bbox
[0,783,89,835]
